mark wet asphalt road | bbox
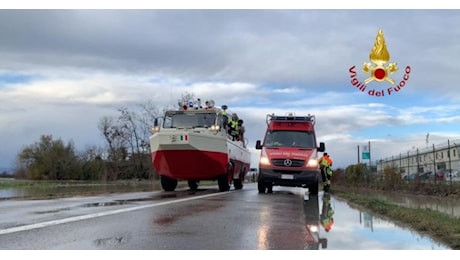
[0,183,451,249]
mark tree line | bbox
[13,92,196,181]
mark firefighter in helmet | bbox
[228,113,240,140]
[220,105,229,131]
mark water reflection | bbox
[374,192,460,218]
[324,196,450,249]
[320,193,334,233]
[360,212,374,231]
[255,189,329,250]
[303,194,327,250]
[256,205,271,250]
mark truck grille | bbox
[272,159,305,167]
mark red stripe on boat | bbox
[152,150,228,180]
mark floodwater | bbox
[372,192,460,218]
[0,181,456,249]
[2,180,460,219]
[317,196,450,250]
[0,180,165,200]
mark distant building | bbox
[376,139,460,177]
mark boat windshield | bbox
[264,130,315,148]
[163,112,217,129]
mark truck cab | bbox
[255,113,325,195]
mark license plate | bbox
[281,174,294,180]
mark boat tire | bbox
[218,174,230,192]
[160,175,178,191]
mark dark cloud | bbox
[1,9,460,168]
[0,9,458,88]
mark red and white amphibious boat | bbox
[150,99,251,192]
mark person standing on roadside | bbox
[318,152,333,192]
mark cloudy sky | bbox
[1,6,460,170]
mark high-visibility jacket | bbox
[229,119,239,135]
[319,156,333,167]
[221,111,228,129]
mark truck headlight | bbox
[259,149,271,166]
[306,159,319,168]
[259,156,270,166]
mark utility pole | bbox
[448,139,452,186]
[357,145,360,164]
[416,148,420,177]
[368,141,371,184]
[368,141,371,171]
[407,151,410,176]
[433,143,436,178]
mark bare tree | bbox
[137,100,162,179]
[98,94,192,180]
[98,100,162,180]
[118,107,145,179]
[117,100,163,179]
[79,145,105,181]
[98,116,129,180]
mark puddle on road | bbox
[26,186,216,215]
[93,235,128,247]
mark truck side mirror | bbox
[318,142,325,152]
[154,118,159,127]
[255,140,262,150]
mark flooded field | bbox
[373,191,460,218]
[0,179,168,200]
[2,179,460,220]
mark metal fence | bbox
[371,139,460,184]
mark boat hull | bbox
[150,131,250,181]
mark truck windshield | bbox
[163,112,217,129]
[264,130,315,148]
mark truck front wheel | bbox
[258,181,266,193]
[309,182,319,195]
[160,175,178,191]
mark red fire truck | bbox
[255,113,325,195]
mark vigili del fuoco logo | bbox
[348,29,411,97]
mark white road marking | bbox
[0,191,230,235]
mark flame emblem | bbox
[362,29,398,84]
